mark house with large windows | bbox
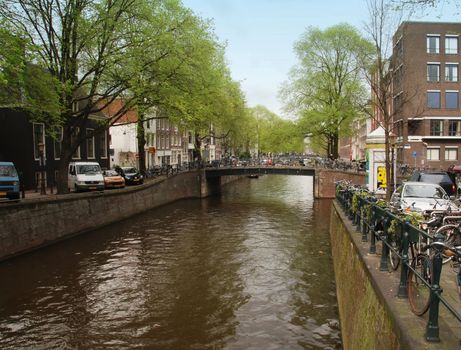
[0,107,109,190]
[392,21,461,170]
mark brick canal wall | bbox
[0,171,241,261]
[315,169,365,198]
[330,201,401,349]
[330,201,459,350]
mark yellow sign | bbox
[377,166,386,189]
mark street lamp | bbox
[38,142,46,195]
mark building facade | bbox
[0,108,109,190]
[392,22,461,170]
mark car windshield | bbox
[0,165,18,177]
[122,168,137,173]
[105,170,118,176]
[404,184,444,198]
[77,164,101,174]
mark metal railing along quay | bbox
[335,182,461,344]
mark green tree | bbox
[281,24,373,158]
[0,0,242,190]
[251,105,303,155]
[0,24,61,130]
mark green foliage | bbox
[281,23,374,156]
[352,191,369,215]
[0,25,61,125]
[388,212,424,235]
[250,105,304,155]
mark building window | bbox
[446,36,458,54]
[430,120,443,136]
[449,120,461,136]
[445,63,458,82]
[445,147,458,161]
[71,127,80,159]
[446,91,459,109]
[33,123,45,160]
[427,63,440,81]
[86,128,95,159]
[427,148,440,161]
[100,131,107,159]
[427,35,440,54]
[54,127,63,160]
[427,91,441,109]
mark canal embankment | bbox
[330,200,460,350]
[0,171,240,261]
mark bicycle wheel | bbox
[408,254,432,316]
[435,224,459,264]
[389,236,401,271]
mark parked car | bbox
[409,171,457,198]
[68,162,105,192]
[390,181,457,213]
[0,161,20,200]
[103,169,125,189]
[116,166,144,185]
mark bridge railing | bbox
[335,182,461,343]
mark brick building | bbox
[392,22,461,170]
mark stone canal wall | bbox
[0,171,241,261]
[329,201,401,349]
[330,201,460,350]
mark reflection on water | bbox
[0,175,341,349]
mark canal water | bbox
[0,175,341,349]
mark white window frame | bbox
[71,127,81,160]
[445,147,458,161]
[427,147,440,161]
[445,63,458,82]
[86,128,95,159]
[33,123,45,160]
[427,34,440,54]
[100,130,108,159]
[427,63,440,82]
[445,35,458,54]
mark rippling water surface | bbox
[0,175,341,349]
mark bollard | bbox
[370,219,377,254]
[380,216,390,271]
[425,233,444,342]
[398,226,410,298]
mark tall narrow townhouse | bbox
[392,22,461,170]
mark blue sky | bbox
[182,0,460,117]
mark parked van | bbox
[0,161,20,200]
[68,162,104,192]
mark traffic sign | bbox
[412,151,417,158]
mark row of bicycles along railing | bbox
[336,180,461,343]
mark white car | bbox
[390,181,457,213]
[68,161,105,192]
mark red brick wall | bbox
[315,169,366,198]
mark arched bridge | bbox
[204,166,315,178]
[201,166,365,199]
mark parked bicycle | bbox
[407,239,461,316]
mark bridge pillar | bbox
[315,169,366,198]
[199,170,222,197]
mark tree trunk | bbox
[137,115,146,175]
[56,125,73,194]
[194,134,202,163]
